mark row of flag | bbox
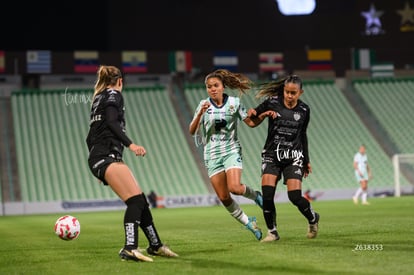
[0,49,380,75]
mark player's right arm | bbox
[189,100,210,135]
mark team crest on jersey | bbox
[293,112,301,121]
[229,105,235,114]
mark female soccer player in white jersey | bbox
[189,69,264,240]
[352,144,372,205]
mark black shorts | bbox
[261,153,304,184]
[88,142,124,185]
[88,155,122,185]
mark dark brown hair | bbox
[204,69,253,95]
[255,74,303,99]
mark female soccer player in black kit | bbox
[86,65,178,262]
[247,75,319,242]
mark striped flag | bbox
[213,51,238,71]
[168,51,192,73]
[0,51,4,73]
[74,51,99,73]
[353,48,376,69]
[27,50,51,74]
[371,63,394,78]
[307,49,332,70]
[122,51,147,73]
[259,52,284,72]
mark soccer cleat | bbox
[147,245,179,257]
[246,216,262,240]
[119,248,153,262]
[362,201,370,205]
[352,196,358,205]
[255,191,263,209]
[260,230,280,243]
[307,212,320,239]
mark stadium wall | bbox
[4,185,413,215]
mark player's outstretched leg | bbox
[255,191,263,209]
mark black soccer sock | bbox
[123,194,146,250]
[262,185,277,230]
[287,190,315,223]
[139,193,163,249]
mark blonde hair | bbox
[93,65,122,99]
[204,69,253,95]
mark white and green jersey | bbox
[193,94,248,161]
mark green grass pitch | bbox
[0,196,413,275]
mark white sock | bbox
[226,200,249,225]
[354,187,363,198]
[362,192,368,203]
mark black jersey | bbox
[86,89,132,154]
[255,95,310,166]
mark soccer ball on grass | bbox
[54,215,81,240]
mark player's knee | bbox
[228,185,244,195]
[125,194,147,208]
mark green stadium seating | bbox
[353,78,414,154]
[184,81,408,193]
[11,87,209,203]
[300,81,402,190]
[10,79,412,204]
[353,78,414,190]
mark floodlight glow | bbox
[276,0,316,15]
